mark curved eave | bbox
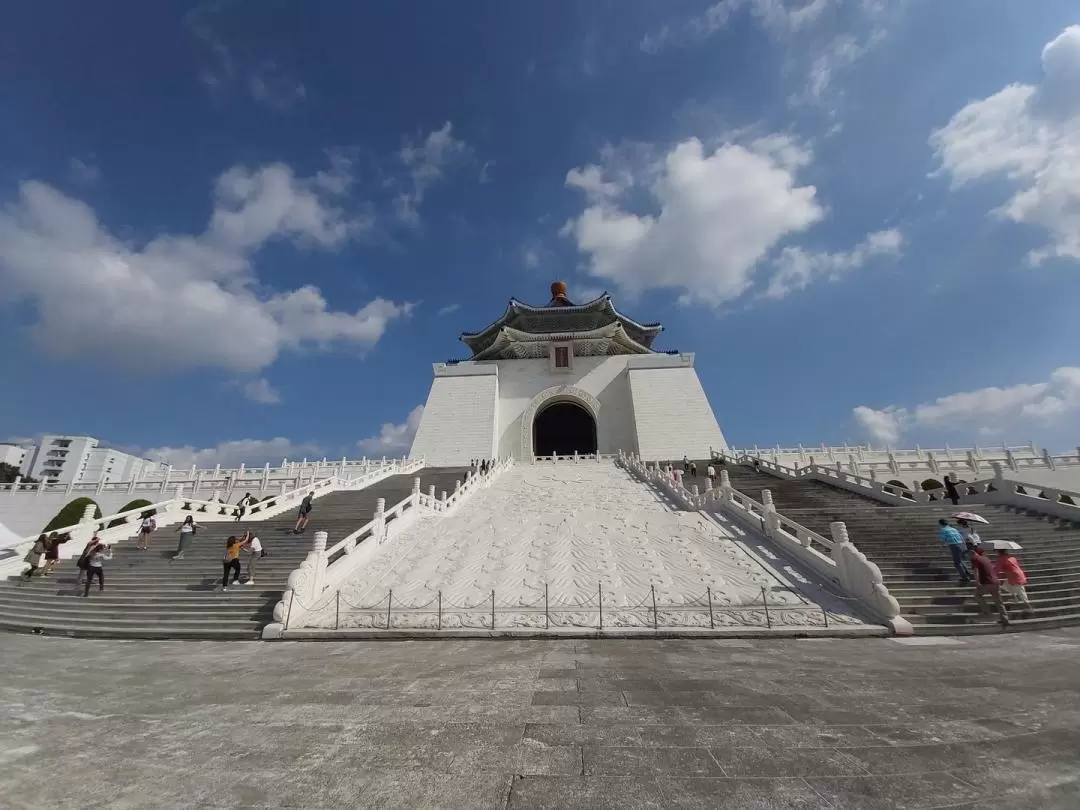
[470,322,653,361]
[460,293,662,353]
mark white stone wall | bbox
[409,367,499,466]
[629,363,728,461]
[495,356,639,459]
[0,492,143,538]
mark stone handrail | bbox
[730,453,1080,521]
[619,452,911,635]
[263,457,513,638]
[0,457,408,498]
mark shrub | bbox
[886,479,909,491]
[107,499,154,528]
[42,498,102,533]
[1061,494,1076,505]
[921,479,943,491]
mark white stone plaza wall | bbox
[409,364,499,466]
[495,356,639,459]
[629,356,728,461]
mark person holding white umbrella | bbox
[954,512,988,547]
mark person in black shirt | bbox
[293,492,314,534]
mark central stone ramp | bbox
[310,462,870,632]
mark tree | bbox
[42,498,102,533]
[107,499,155,528]
[0,463,36,485]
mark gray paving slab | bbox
[1,630,1079,808]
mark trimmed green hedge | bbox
[107,499,155,528]
[42,498,102,533]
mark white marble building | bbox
[410,282,728,465]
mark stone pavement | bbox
[1,632,1079,809]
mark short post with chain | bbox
[651,584,658,631]
[707,586,714,629]
[761,586,771,629]
[386,589,393,630]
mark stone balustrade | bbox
[616,451,912,635]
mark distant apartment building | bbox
[0,443,33,475]
[24,436,164,485]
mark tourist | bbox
[241,531,263,586]
[938,519,971,583]
[968,541,1009,625]
[995,549,1032,616]
[42,532,69,575]
[682,456,690,473]
[943,474,960,506]
[707,464,716,485]
[221,536,244,590]
[76,533,103,585]
[82,541,112,597]
[136,513,157,551]
[689,461,698,479]
[293,492,314,534]
[235,492,254,522]
[957,519,981,547]
[172,515,201,560]
[22,534,47,580]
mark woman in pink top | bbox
[994,550,1032,616]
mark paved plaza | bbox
[1,631,1079,809]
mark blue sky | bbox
[2,0,1080,466]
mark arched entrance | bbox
[533,401,597,457]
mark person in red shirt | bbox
[994,550,1032,617]
[967,542,1010,626]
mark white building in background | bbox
[0,444,32,475]
[24,435,163,485]
[410,282,728,465]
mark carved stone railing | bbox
[0,456,409,499]
[264,457,514,638]
[0,457,426,576]
[721,452,1080,522]
[618,452,911,635]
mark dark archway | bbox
[533,401,597,457]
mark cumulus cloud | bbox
[395,122,470,225]
[0,162,410,373]
[853,367,1080,444]
[931,26,1080,264]
[237,378,282,405]
[764,228,903,298]
[144,437,324,469]
[436,304,461,316]
[562,135,824,306]
[356,405,424,456]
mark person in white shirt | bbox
[707,465,716,485]
[172,515,201,560]
[240,531,263,586]
[957,519,981,546]
[136,514,157,551]
[83,543,112,597]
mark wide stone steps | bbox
[0,467,469,639]
[718,461,1080,633]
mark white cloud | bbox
[186,7,306,110]
[437,303,461,316]
[144,437,323,469]
[523,246,541,269]
[396,122,470,225]
[562,135,824,306]
[237,378,281,405]
[69,158,100,186]
[356,405,424,456]
[931,26,1080,264]
[642,0,831,52]
[479,160,495,184]
[764,228,902,298]
[854,366,1080,444]
[0,162,410,373]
